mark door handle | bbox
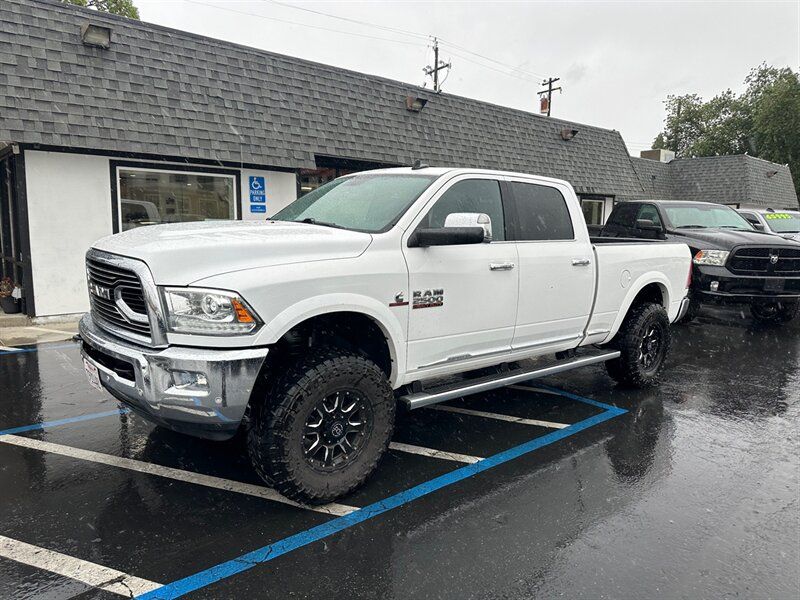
[489,262,516,271]
[572,258,591,267]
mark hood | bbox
[93,220,373,284]
[668,228,800,250]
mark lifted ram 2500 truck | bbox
[79,167,692,503]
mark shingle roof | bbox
[0,0,645,200]
[631,155,798,209]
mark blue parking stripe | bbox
[137,402,627,600]
[0,341,79,355]
[523,382,623,411]
[0,408,129,436]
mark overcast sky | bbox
[137,1,799,156]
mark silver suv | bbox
[737,208,800,242]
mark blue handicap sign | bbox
[249,176,266,203]
[250,204,266,213]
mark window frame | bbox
[411,175,512,244]
[504,179,577,243]
[580,198,606,226]
[110,161,241,234]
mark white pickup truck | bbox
[79,167,691,503]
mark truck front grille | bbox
[728,247,800,276]
[86,256,152,341]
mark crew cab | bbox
[599,200,800,323]
[79,167,691,503]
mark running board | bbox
[399,350,621,410]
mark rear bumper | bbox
[79,314,268,440]
[693,266,800,303]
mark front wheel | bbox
[605,302,671,388]
[247,347,395,504]
[751,300,799,324]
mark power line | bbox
[266,0,549,81]
[183,0,426,48]
[266,0,431,41]
[446,48,540,85]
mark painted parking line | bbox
[428,404,570,429]
[0,534,161,597]
[137,398,627,600]
[0,434,355,517]
[389,441,482,464]
[0,408,129,436]
[0,341,78,355]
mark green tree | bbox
[652,64,800,196]
[62,0,139,19]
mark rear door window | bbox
[509,182,574,241]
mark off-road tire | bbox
[605,302,671,388]
[247,347,395,504]
[750,300,799,324]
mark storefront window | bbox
[581,198,605,225]
[118,168,236,231]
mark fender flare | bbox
[606,273,673,341]
[258,293,406,386]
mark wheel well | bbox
[266,312,393,378]
[630,282,666,310]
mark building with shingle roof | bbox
[0,0,796,317]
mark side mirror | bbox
[444,212,493,242]
[753,222,765,231]
[635,219,662,232]
[408,227,486,248]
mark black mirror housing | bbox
[408,227,486,248]
[635,219,662,231]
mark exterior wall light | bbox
[560,128,579,141]
[81,23,112,49]
[406,96,428,112]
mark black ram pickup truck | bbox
[597,200,800,323]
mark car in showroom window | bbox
[118,168,236,231]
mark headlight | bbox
[693,250,730,266]
[161,288,260,335]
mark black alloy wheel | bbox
[302,390,374,472]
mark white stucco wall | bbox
[24,151,300,316]
[25,151,112,316]
[239,168,298,220]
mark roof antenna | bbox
[411,159,429,170]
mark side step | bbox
[399,349,621,410]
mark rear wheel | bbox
[605,302,671,388]
[751,300,799,324]
[247,347,395,504]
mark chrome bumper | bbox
[675,296,691,323]
[79,314,268,440]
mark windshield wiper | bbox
[675,225,708,229]
[298,217,347,230]
[719,226,749,230]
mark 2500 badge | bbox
[412,288,444,309]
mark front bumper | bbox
[79,314,268,440]
[693,265,800,303]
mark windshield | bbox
[763,212,800,234]
[274,174,438,233]
[663,204,755,231]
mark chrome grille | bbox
[728,247,800,276]
[86,256,152,340]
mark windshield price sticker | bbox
[765,213,793,220]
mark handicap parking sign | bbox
[249,176,266,203]
[250,204,266,213]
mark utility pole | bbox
[424,38,451,93]
[537,77,562,117]
[673,98,682,156]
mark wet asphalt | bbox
[0,306,798,599]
